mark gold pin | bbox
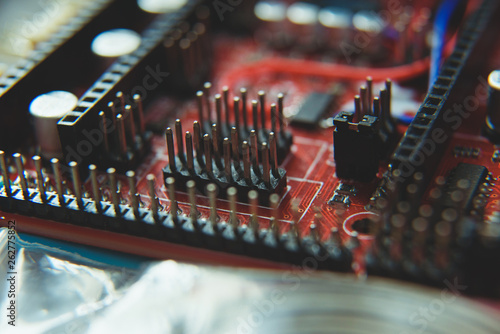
[269,132,279,177]
[187,180,198,222]
[203,82,212,122]
[231,127,239,166]
[240,88,248,130]
[193,121,203,160]
[51,158,65,206]
[252,100,259,133]
[277,93,285,137]
[69,161,83,209]
[116,114,127,156]
[385,78,392,116]
[0,151,11,196]
[258,90,266,130]
[133,94,145,134]
[107,168,120,216]
[366,76,373,111]
[223,138,232,182]
[354,95,362,122]
[166,127,176,171]
[13,153,28,200]
[99,111,110,153]
[149,174,160,220]
[269,193,280,238]
[248,190,259,234]
[196,91,204,129]
[207,183,218,228]
[262,142,270,186]
[310,223,319,243]
[175,119,185,163]
[125,105,136,141]
[360,85,368,116]
[126,170,140,217]
[242,141,251,184]
[108,101,116,121]
[270,103,277,134]
[250,130,260,176]
[215,93,222,129]
[33,156,46,202]
[227,187,238,227]
[212,123,220,165]
[186,131,194,173]
[89,164,102,212]
[203,134,212,176]
[291,198,301,240]
[379,88,388,124]
[330,227,341,245]
[233,96,240,135]
[223,86,230,127]
[116,91,125,110]
[373,96,380,117]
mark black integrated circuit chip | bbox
[291,92,334,128]
[443,162,489,213]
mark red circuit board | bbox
[0,0,498,280]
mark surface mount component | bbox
[292,92,334,128]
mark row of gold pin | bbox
[0,150,354,246]
[166,119,281,187]
[196,82,286,140]
[99,93,146,157]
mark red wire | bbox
[222,57,430,88]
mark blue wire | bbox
[429,0,462,87]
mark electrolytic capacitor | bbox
[485,70,500,142]
[29,91,78,159]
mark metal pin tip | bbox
[133,94,141,100]
[234,96,240,102]
[206,183,217,193]
[186,180,195,188]
[204,82,212,89]
[269,193,280,205]
[227,187,237,196]
[215,93,221,99]
[125,170,135,177]
[165,176,174,185]
[51,158,59,164]
[258,90,265,96]
[222,86,229,91]
[252,100,258,105]
[240,87,247,93]
[33,155,41,162]
[196,90,203,97]
[69,161,78,167]
[277,93,284,98]
[248,190,258,200]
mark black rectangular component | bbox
[291,92,333,128]
[443,163,489,213]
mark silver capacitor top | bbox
[29,91,78,159]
